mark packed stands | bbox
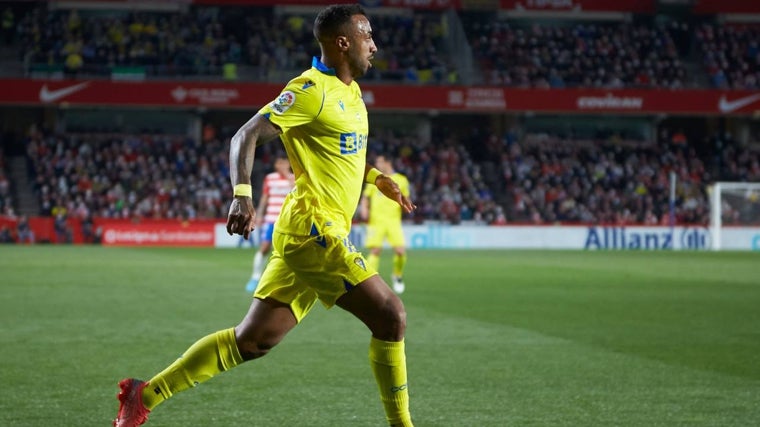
[464,17,690,88]
[696,23,760,89]
[2,1,760,245]
[12,5,452,83]
[24,128,232,221]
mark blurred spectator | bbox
[17,215,34,243]
[81,213,99,244]
[0,169,11,214]
[54,211,73,243]
[0,224,12,243]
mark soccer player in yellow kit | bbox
[113,5,416,427]
[361,155,410,293]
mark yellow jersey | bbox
[259,57,369,237]
[363,172,410,225]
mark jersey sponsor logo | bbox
[338,100,345,111]
[341,237,358,253]
[301,80,315,90]
[340,132,367,155]
[270,91,295,115]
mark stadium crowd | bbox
[11,3,760,89]
[13,120,759,232]
[16,125,505,226]
[492,129,759,225]
[23,127,232,222]
[496,134,708,225]
[15,7,244,77]
[12,4,723,88]
[1,4,759,244]
[367,128,506,225]
[696,23,760,89]
[12,5,453,83]
[465,19,690,88]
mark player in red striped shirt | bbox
[246,154,295,292]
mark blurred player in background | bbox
[246,153,294,292]
[113,4,416,427]
[360,154,410,293]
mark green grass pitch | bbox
[1,246,759,426]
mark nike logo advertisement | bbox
[718,93,760,113]
[39,82,90,103]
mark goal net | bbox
[709,182,760,250]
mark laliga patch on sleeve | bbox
[270,91,296,115]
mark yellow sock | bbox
[142,327,243,410]
[367,252,380,272]
[392,253,407,278]
[369,337,413,426]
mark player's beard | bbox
[348,51,370,79]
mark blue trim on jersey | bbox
[310,223,327,248]
[259,222,275,243]
[312,57,336,75]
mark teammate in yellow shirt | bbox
[113,5,416,427]
[360,155,410,293]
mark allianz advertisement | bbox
[214,224,760,251]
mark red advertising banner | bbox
[100,222,216,247]
[693,0,760,14]
[2,78,760,115]
[61,0,463,9]
[500,0,654,12]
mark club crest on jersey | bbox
[354,257,366,271]
[271,91,295,115]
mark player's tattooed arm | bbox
[227,114,282,238]
[230,114,282,187]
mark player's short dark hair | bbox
[313,4,367,42]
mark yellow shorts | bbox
[254,230,376,322]
[365,222,405,248]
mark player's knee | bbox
[376,300,406,340]
[390,305,407,336]
[236,338,276,361]
[234,325,282,361]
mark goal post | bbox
[709,182,760,250]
